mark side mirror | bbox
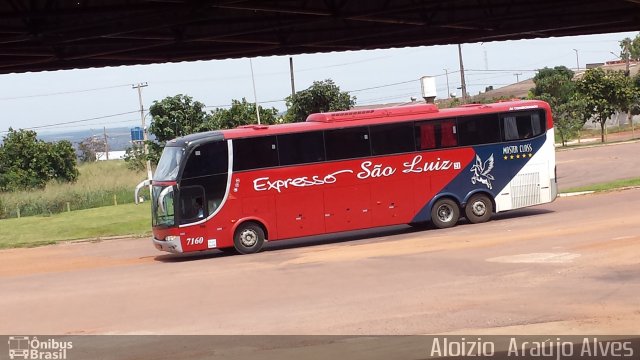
[134,179,151,205]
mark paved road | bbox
[1,188,639,335]
[556,140,640,190]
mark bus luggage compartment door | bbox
[323,185,372,233]
[275,191,325,239]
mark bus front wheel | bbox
[233,222,265,254]
[465,194,493,224]
[431,198,460,229]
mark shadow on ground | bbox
[154,207,554,263]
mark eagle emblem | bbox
[470,154,495,189]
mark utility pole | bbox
[443,69,451,98]
[103,126,109,160]
[458,44,468,104]
[132,82,153,185]
[249,58,261,124]
[289,57,296,97]
[573,49,580,71]
[514,73,522,82]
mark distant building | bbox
[95,151,126,161]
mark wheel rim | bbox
[239,229,258,247]
[471,200,487,217]
[437,204,454,223]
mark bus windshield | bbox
[155,146,184,181]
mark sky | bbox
[0,30,636,137]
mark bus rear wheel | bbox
[431,198,460,229]
[233,222,265,254]
[465,194,493,224]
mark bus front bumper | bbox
[152,237,183,253]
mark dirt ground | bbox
[0,187,639,335]
[0,141,639,337]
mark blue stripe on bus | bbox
[411,134,547,223]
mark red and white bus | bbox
[135,99,557,254]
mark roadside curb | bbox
[555,138,640,151]
[558,191,595,197]
[64,233,150,245]
[559,185,640,197]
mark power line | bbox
[0,110,139,134]
[0,84,133,101]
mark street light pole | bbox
[457,44,467,104]
[573,49,580,71]
[443,69,450,98]
[249,58,261,125]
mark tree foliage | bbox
[209,98,280,129]
[531,66,575,101]
[78,136,106,162]
[123,144,147,171]
[148,94,211,143]
[284,79,356,122]
[619,34,640,61]
[576,68,635,142]
[530,66,585,146]
[0,128,78,192]
[143,94,212,164]
[553,97,588,146]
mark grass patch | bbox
[0,202,152,249]
[0,160,148,219]
[562,177,640,193]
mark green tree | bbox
[47,140,79,183]
[146,94,212,164]
[209,98,281,129]
[0,128,78,191]
[529,66,584,145]
[531,66,575,100]
[619,34,640,61]
[576,68,635,142]
[77,136,106,162]
[553,96,588,146]
[123,144,146,171]
[284,79,356,122]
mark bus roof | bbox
[170,99,551,143]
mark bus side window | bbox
[440,119,458,147]
[278,131,326,165]
[370,123,415,155]
[501,111,546,141]
[416,122,436,150]
[233,136,279,171]
[325,126,371,161]
[179,185,205,222]
[415,119,457,150]
[458,114,501,146]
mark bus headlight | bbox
[165,235,181,243]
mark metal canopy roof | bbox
[1,0,639,74]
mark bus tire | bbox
[431,198,460,229]
[465,194,493,224]
[233,222,265,254]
